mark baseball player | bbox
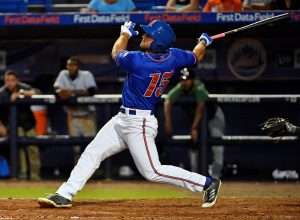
[38,20,221,208]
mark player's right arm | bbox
[192,33,213,62]
[111,21,139,60]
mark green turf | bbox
[0,187,195,199]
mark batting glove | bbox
[198,33,213,47]
[121,21,139,38]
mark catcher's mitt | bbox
[261,117,289,138]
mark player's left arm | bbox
[111,21,139,60]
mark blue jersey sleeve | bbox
[114,50,141,72]
[170,48,197,70]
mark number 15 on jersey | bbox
[144,72,173,97]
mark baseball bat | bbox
[211,13,290,40]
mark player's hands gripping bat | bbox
[121,21,139,38]
[198,33,213,47]
[261,117,296,138]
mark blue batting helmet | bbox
[140,20,176,52]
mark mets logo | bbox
[227,39,267,81]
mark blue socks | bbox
[204,177,212,189]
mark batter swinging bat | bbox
[211,13,290,40]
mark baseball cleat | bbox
[202,178,221,208]
[38,193,72,208]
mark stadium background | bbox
[0,3,299,182]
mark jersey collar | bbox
[146,51,172,62]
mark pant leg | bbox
[81,114,97,137]
[71,115,97,164]
[57,115,127,200]
[208,106,225,179]
[24,128,41,180]
[27,145,41,180]
[67,115,82,165]
[119,115,206,193]
[18,128,27,177]
[19,147,27,176]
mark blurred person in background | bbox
[202,0,242,12]
[0,70,41,180]
[166,0,200,12]
[54,57,97,164]
[164,68,225,178]
[0,121,7,137]
[271,0,300,10]
[243,0,272,10]
[81,0,136,13]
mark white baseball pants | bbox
[57,109,207,200]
